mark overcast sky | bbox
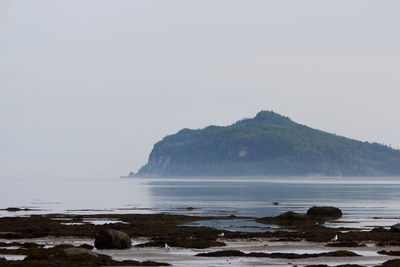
[1,0,399,179]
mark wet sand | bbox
[64,239,400,266]
[2,236,399,266]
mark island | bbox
[137,111,400,177]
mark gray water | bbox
[2,176,400,229]
[183,219,281,232]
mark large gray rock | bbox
[307,206,342,220]
[94,229,132,249]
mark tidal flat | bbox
[1,211,400,266]
[3,177,400,265]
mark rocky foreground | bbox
[1,207,400,266]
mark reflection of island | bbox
[120,171,135,178]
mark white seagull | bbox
[218,232,225,238]
[164,243,171,250]
[332,234,338,241]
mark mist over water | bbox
[2,176,400,229]
[0,177,152,216]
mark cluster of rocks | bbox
[19,244,169,266]
[4,207,400,266]
[258,206,343,226]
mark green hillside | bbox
[137,111,400,177]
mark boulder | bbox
[94,229,132,249]
[306,206,342,220]
[390,223,400,233]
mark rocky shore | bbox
[1,207,400,266]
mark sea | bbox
[2,176,400,230]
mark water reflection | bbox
[0,177,152,217]
[146,177,400,221]
[1,176,400,230]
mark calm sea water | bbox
[2,176,400,228]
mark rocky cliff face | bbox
[137,111,400,177]
[139,152,171,176]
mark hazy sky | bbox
[1,0,400,179]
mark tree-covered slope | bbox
[137,111,400,177]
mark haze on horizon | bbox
[1,0,400,179]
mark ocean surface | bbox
[2,176,400,229]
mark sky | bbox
[1,0,400,179]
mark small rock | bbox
[79,244,94,250]
[94,229,132,249]
[63,248,98,258]
[390,223,400,233]
[5,207,21,212]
